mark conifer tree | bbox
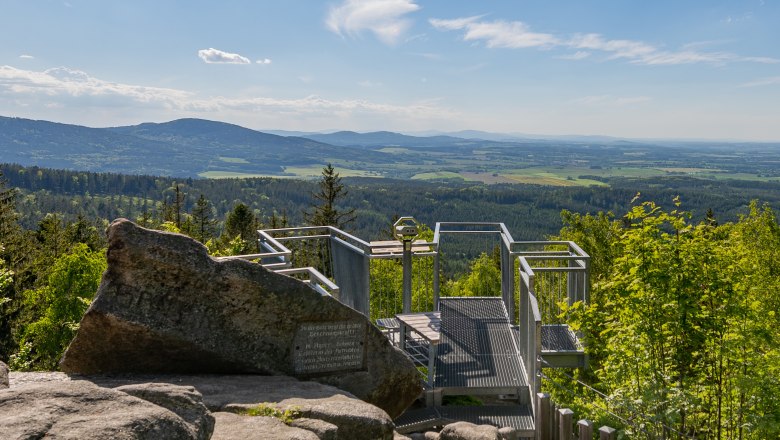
[223,203,259,253]
[305,163,355,229]
[0,172,19,244]
[191,194,217,244]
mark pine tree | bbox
[191,194,217,244]
[223,203,259,253]
[0,172,19,244]
[304,163,355,229]
[172,184,185,229]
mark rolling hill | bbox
[0,117,394,178]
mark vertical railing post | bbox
[577,419,593,440]
[558,409,574,440]
[583,256,590,305]
[501,241,514,322]
[433,247,440,310]
[427,342,436,388]
[599,426,617,440]
[536,393,551,440]
[402,239,412,313]
[567,256,577,306]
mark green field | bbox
[411,171,465,181]
[198,171,278,179]
[218,156,250,164]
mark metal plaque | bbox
[292,321,366,374]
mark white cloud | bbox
[569,33,656,60]
[197,48,250,64]
[463,21,559,49]
[19,55,35,60]
[431,16,559,49]
[429,15,484,31]
[558,51,590,60]
[739,76,780,87]
[0,65,456,124]
[256,58,272,65]
[431,16,779,66]
[326,0,420,46]
[0,66,190,105]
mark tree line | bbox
[1,163,779,438]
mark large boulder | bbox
[60,219,421,418]
[211,412,318,440]
[9,372,405,440]
[115,382,215,439]
[0,380,213,439]
[439,422,501,440]
[0,361,8,389]
[274,394,395,440]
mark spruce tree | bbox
[223,203,259,253]
[0,172,19,244]
[304,163,355,229]
[191,194,217,244]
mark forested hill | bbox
[0,116,392,178]
[3,163,780,242]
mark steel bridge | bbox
[240,220,590,438]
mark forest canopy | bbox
[0,164,778,438]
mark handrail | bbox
[275,267,340,298]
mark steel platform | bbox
[540,324,586,368]
[434,298,528,396]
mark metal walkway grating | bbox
[440,405,534,433]
[540,324,587,368]
[541,324,581,352]
[435,298,527,390]
[394,407,441,433]
[434,354,527,389]
[394,405,534,435]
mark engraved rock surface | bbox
[60,219,421,418]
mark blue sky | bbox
[1,0,779,140]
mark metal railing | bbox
[252,221,587,375]
[275,267,340,298]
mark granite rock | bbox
[0,380,210,439]
[0,360,8,389]
[60,219,421,417]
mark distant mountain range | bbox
[2,116,585,178]
[0,117,398,177]
[2,116,776,180]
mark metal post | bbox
[403,239,412,314]
[427,342,437,388]
[433,249,440,311]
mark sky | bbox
[1,0,779,141]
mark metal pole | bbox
[403,239,412,313]
[433,250,440,311]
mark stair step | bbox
[394,405,534,436]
